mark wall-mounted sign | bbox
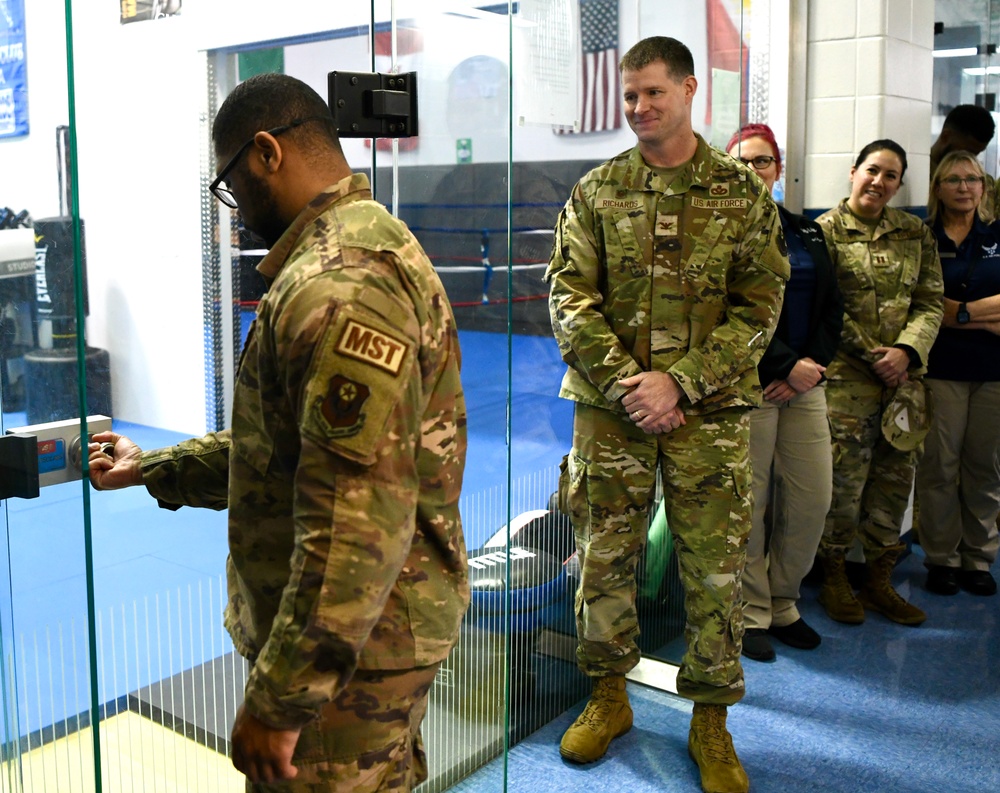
[121,0,182,25]
[0,0,28,139]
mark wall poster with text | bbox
[0,0,28,139]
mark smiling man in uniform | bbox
[547,36,788,793]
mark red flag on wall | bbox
[555,0,621,135]
[705,0,750,127]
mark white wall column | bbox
[804,0,936,212]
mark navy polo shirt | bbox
[926,216,1000,382]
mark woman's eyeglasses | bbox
[737,155,777,170]
[940,175,985,188]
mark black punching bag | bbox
[25,217,111,424]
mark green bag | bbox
[640,499,673,601]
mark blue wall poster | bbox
[0,0,28,139]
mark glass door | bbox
[1,1,105,788]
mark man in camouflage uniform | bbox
[89,74,468,792]
[546,37,787,793]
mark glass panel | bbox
[933,0,1000,181]
[2,0,110,788]
[0,1,787,790]
[370,5,514,789]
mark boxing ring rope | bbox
[235,226,556,311]
[403,226,554,307]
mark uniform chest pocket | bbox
[867,239,920,296]
[683,212,729,280]
[609,211,651,278]
[836,244,877,296]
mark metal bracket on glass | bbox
[328,71,419,139]
[5,414,112,489]
[0,433,39,500]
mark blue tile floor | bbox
[5,329,999,792]
[454,546,1000,793]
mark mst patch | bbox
[335,319,408,375]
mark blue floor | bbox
[454,547,1000,793]
[1,330,572,738]
[4,329,999,792]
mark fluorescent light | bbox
[934,47,979,58]
[963,66,1000,75]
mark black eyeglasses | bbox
[738,155,777,170]
[209,116,330,208]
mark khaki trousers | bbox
[745,386,832,629]
[915,379,1000,571]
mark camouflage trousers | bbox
[248,664,440,793]
[820,379,917,559]
[561,403,752,706]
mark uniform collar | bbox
[256,172,372,282]
[622,133,713,194]
[836,198,905,238]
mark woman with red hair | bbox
[726,124,844,661]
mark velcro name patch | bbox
[597,198,642,210]
[690,197,748,209]
[335,319,408,375]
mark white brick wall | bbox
[804,0,934,210]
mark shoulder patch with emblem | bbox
[301,306,416,466]
[318,375,371,438]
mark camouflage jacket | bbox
[986,172,1000,222]
[816,200,943,382]
[140,173,469,730]
[545,135,789,415]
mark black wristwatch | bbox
[957,302,971,325]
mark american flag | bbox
[558,0,621,134]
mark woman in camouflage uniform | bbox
[816,139,943,627]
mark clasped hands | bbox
[763,357,826,404]
[620,371,686,435]
[870,346,910,388]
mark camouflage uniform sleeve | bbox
[546,182,644,404]
[241,261,424,730]
[668,187,789,403]
[894,222,944,367]
[140,431,230,511]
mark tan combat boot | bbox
[818,551,865,624]
[559,675,632,763]
[858,544,927,626]
[688,703,749,793]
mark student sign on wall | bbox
[0,0,28,139]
